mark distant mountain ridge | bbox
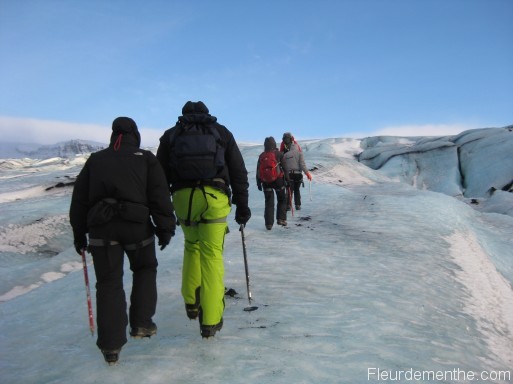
[0,140,106,159]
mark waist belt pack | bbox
[87,198,150,227]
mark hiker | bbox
[69,117,176,365]
[156,101,251,338]
[280,132,312,211]
[256,136,290,229]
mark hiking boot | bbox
[101,349,121,365]
[200,319,223,339]
[224,287,238,297]
[130,322,157,338]
[265,224,273,230]
[277,219,287,226]
[185,303,199,320]
[295,205,301,210]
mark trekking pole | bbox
[239,225,258,312]
[288,187,294,217]
[309,179,312,201]
[81,249,95,336]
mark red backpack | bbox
[258,151,282,183]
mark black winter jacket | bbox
[70,133,175,245]
[156,110,249,209]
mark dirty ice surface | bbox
[0,129,512,383]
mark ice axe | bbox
[239,224,258,312]
[81,249,95,336]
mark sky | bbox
[1,132,513,383]
[1,0,512,146]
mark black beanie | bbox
[182,101,209,115]
[111,117,141,147]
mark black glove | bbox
[235,206,251,226]
[156,230,173,251]
[74,235,88,255]
[257,182,262,191]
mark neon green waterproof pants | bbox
[173,186,231,326]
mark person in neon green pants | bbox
[173,186,231,328]
[157,101,251,338]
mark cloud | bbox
[0,116,162,147]
[0,116,109,145]
[373,123,474,137]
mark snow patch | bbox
[0,215,69,253]
[0,261,83,302]
[60,261,83,273]
[41,271,66,282]
[330,138,362,159]
[0,185,48,203]
[448,231,513,366]
[0,283,42,302]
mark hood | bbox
[264,136,277,151]
[110,116,141,148]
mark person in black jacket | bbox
[69,117,176,365]
[156,101,250,338]
[256,137,289,229]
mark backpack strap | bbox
[167,122,183,146]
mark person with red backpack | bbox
[280,132,312,211]
[256,137,290,230]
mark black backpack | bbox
[168,123,225,180]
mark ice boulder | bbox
[358,126,513,198]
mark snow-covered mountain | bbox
[0,128,512,383]
[0,139,106,159]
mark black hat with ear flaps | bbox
[182,101,209,115]
[111,116,141,147]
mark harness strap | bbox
[179,216,227,227]
[180,184,226,227]
[88,236,154,250]
[264,185,286,192]
[171,178,229,196]
[182,186,196,226]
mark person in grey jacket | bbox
[280,132,312,211]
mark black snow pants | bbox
[287,172,303,208]
[263,177,287,227]
[89,220,157,351]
